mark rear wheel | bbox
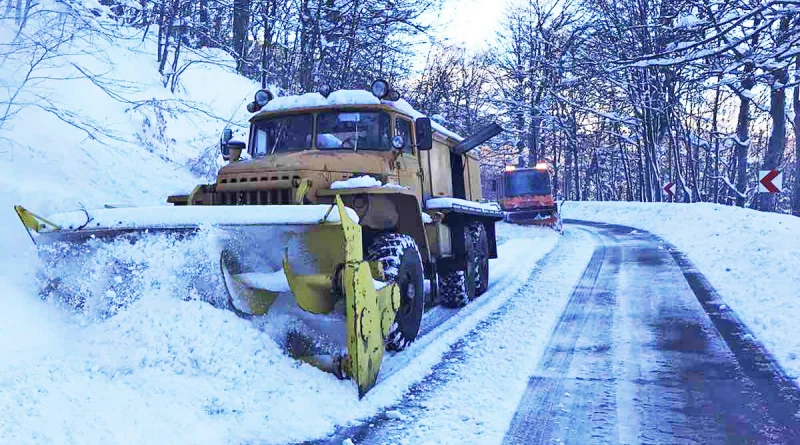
[438,269,469,308]
[438,222,490,307]
[366,233,425,352]
[468,222,490,297]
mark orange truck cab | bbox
[498,164,560,226]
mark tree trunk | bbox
[198,0,210,47]
[711,83,721,203]
[757,65,788,212]
[158,1,174,74]
[793,56,800,217]
[734,93,751,207]
[232,0,251,73]
[156,1,166,63]
[527,113,541,167]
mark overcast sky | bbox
[435,0,510,50]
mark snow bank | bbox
[562,201,800,382]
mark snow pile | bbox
[562,201,800,381]
[1,221,560,444]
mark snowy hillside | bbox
[1,12,259,261]
[1,5,263,340]
[562,201,800,384]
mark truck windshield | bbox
[252,114,313,155]
[504,170,552,197]
[316,111,392,151]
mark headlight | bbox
[370,79,389,99]
[319,84,332,98]
[254,89,274,106]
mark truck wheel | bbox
[366,233,425,352]
[467,222,490,297]
[438,269,469,308]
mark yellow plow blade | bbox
[15,198,400,397]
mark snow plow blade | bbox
[504,208,563,232]
[14,197,399,398]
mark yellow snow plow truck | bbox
[14,81,504,397]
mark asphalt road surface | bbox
[316,222,800,445]
[503,221,800,444]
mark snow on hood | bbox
[330,175,409,191]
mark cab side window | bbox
[395,118,414,153]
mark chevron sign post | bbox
[758,170,783,193]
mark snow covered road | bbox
[316,225,596,444]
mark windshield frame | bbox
[248,112,314,157]
[503,169,552,197]
[249,106,417,157]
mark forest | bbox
[3,0,799,215]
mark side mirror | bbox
[415,117,433,151]
[220,128,234,160]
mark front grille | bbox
[217,188,293,205]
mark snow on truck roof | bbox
[253,89,465,142]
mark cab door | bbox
[393,116,423,197]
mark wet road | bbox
[503,222,800,444]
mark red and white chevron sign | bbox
[758,170,783,193]
[663,181,676,198]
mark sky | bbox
[433,0,511,51]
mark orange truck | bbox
[497,162,562,232]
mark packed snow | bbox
[562,201,800,384]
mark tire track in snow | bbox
[502,230,620,444]
[311,227,596,445]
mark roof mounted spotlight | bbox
[370,79,389,99]
[319,84,332,98]
[385,89,401,102]
[255,89,274,106]
[247,89,274,113]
